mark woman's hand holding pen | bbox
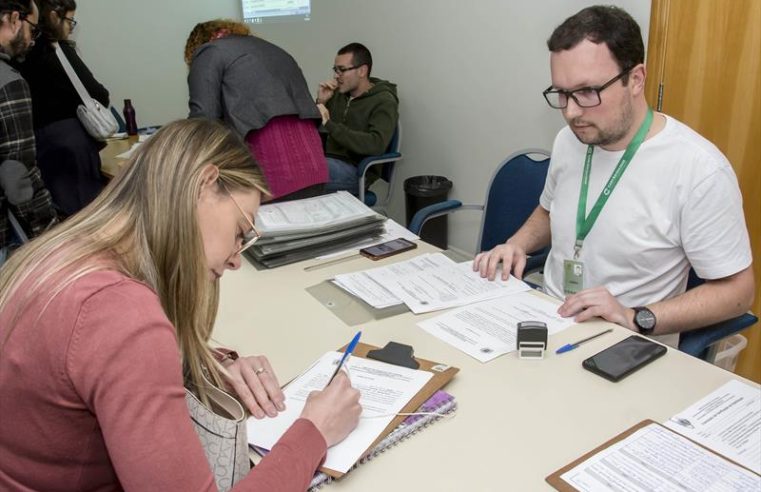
[222,355,286,419]
[300,371,361,447]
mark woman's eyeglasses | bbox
[220,183,260,255]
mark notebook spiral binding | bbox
[308,390,457,490]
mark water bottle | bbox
[123,99,138,135]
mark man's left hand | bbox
[558,286,636,330]
[317,103,330,125]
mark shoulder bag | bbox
[186,376,251,491]
[53,42,118,141]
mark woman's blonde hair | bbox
[184,19,252,66]
[0,118,268,399]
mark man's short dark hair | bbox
[0,0,33,19]
[337,42,373,76]
[547,6,644,82]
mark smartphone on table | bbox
[582,335,667,382]
[359,238,417,261]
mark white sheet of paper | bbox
[560,424,760,491]
[115,142,141,159]
[365,253,531,314]
[417,291,574,362]
[332,271,402,309]
[246,351,432,473]
[665,379,761,474]
[332,253,450,309]
[255,191,376,235]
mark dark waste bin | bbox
[404,175,453,249]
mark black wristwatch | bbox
[632,306,657,335]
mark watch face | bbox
[635,309,656,330]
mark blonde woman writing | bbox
[0,119,361,491]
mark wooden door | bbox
[646,0,760,382]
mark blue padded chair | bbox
[678,269,758,361]
[357,122,402,213]
[7,210,29,243]
[408,148,551,272]
[110,106,126,133]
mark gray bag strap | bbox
[53,42,93,108]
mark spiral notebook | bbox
[251,390,457,490]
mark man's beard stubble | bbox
[569,97,634,148]
[9,29,32,61]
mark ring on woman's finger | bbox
[254,367,267,375]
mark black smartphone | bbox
[359,238,417,260]
[582,335,667,382]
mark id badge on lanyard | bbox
[563,109,654,296]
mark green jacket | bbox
[324,77,399,165]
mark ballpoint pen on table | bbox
[327,331,362,384]
[555,328,613,354]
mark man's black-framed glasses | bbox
[63,16,77,31]
[332,65,358,75]
[22,16,41,40]
[542,67,632,109]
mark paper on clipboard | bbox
[546,420,760,492]
[246,343,458,478]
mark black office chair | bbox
[357,122,402,214]
[408,148,551,273]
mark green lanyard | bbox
[574,108,653,259]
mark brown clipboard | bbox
[319,342,459,478]
[546,419,759,490]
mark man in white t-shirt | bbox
[473,5,754,346]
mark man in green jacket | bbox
[316,42,398,195]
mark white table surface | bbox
[214,242,756,491]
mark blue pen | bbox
[556,329,613,354]
[328,331,362,384]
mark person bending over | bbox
[0,118,361,491]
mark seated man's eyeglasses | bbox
[332,65,358,75]
[542,67,633,109]
[63,16,77,31]
[22,16,41,40]
[220,182,261,255]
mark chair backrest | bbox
[360,121,402,210]
[379,123,402,183]
[479,149,551,253]
[110,106,126,133]
[678,267,758,360]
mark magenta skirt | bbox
[245,116,328,199]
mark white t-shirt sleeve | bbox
[681,165,751,280]
[540,132,564,212]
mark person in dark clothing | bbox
[0,0,58,267]
[316,42,399,195]
[17,0,110,216]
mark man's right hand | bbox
[300,371,361,447]
[473,242,528,281]
[316,80,338,104]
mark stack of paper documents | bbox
[333,252,532,313]
[245,192,386,268]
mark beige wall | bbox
[74,0,650,251]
